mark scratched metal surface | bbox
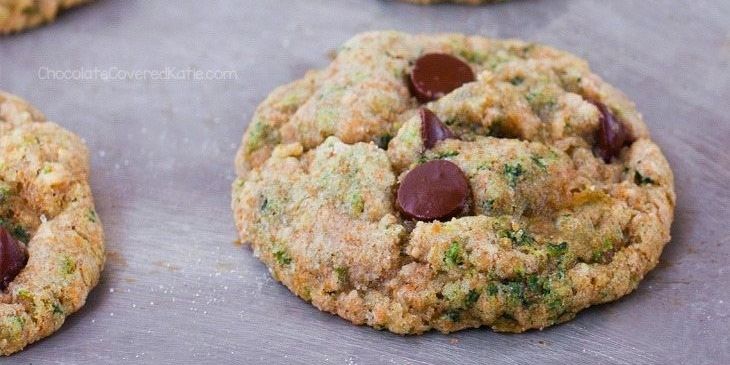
[0,0,728,364]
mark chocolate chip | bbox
[593,101,631,162]
[0,227,28,291]
[409,53,475,103]
[396,160,471,221]
[420,108,454,149]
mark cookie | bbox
[0,91,104,355]
[401,0,501,4]
[232,31,675,334]
[0,0,89,35]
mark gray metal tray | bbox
[1,0,729,363]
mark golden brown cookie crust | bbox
[0,0,89,35]
[0,91,104,355]
[232,31,675,334]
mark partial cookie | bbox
[0,0,89,35]
[402,0,503,4]
[0,91,104,355]
[232,31,675,334]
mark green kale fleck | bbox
[86,209,98,223]
[7,315,24,335]
[464,289,480,307]
[509,76,525,86]
[52,303,64,315]
[435,150,459,159]
[0,218,29,242]
[483,52,515,71]
[526,275,550,297]
[445,309,461,322]
[458,49,486,64]
[506,281,526,304]
[546,297,564,313]
[443,242,464,268]
[500,275,553,307]
[591,239,615,263]
[634,171,655,185]
[60,257,76,275]
[16,289,32,301]
[530,155,548,170]
[524,91,539,104]
[502,228,535,246]
[272,247,292,266]
[525,88,558,119]
[419,150,460,164]
[11,226,29,243]
[503,163,524,188]
[481,199,495,214]
[547,242,568,258]
[0,185,11,203]
[335,267,348,284]
[245,119,279,153]
[486,282,499,296]
[348,192,365,215]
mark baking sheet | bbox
[1,0,729,363]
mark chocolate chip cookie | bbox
[402,0,501,4]
[232,31,675,334]
[0,0,89,34]
[0,91,104,354]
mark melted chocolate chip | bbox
[593,102,631,163]
[409,53,475,103]
[396,160,471,221]
[420,108,454,149]
[0,227,28,291]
